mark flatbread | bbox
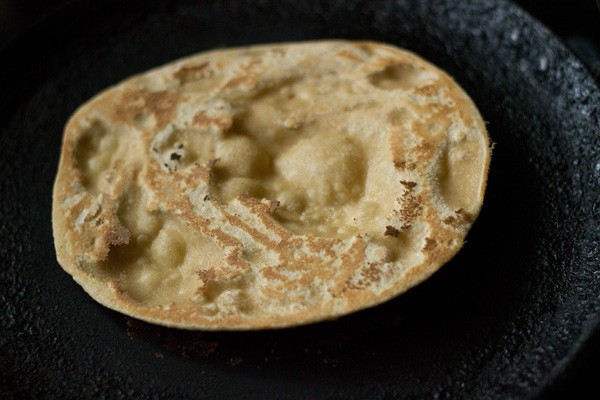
[52,41,491,329]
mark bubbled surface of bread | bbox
[52,41,490,329]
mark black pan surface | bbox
[1,0,599,398]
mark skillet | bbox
[1,0,599,398]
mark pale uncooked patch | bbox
[52,41,491,330]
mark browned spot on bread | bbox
[113,89,181,129]
[174,62,211,83]
[443,208,475,227]
[196,268,216,283]
[305,237,339,257]
[415,84,439,96]
[443,215,457,226]
[225,250,251,271]
[192,111,233,131]
[423,237,437,251]
[358,262,383,287]
[337,49,362,62]
[208,227,240,248]
[385,225,400,237]
[394,184,424,229]
[389,127,406,170]
[331,238,367,297]
[411,105,452,140]
[260,267,287,281]
[455,208,475,223]
[171,162,213,189]
[387,108,408,126]
[223,75,250,89]
[269,200,280,213]
[106,224,131,247]
[222,209,279,252]
[142,91,181,127]
[393,160,406,169]
[400,180,417,190]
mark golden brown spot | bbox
[113,89,181,129]
[394,185,424,229]
[223,75,250,89]
[306,237,338,255]
[387,108,409,126]
[261,267,287,281]
[359,262,383,286]
[389,126,411,172]
[337,49,362,62]
[180,163,213,187]
[455,208,474,223]
[241,60,261,71]
[415,84,439,96]
[196,274,251,305]
[222,210,279,252]
[237,193,268,211]
[331,239,367,296]
[411,106,452,139]
[225,250,250,270]
[393,160,406,169]
[423,237,437,251]
[208,227,239,248]
[443,208,474,227]
[174,62,211,83]
[192,111,233,131]
[196,268,216,283]
[106,224,131,247]
[400,180,417,190]
[143,91,180,126]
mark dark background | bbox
[1,0,599,398]
[1,0,599,79]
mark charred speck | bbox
[170,153,182,161]
[385,225,401,237]
[400,180,417,189]
[178,144,184,149]
[269,200,280,213]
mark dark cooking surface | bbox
[1,0,600,398]
[2,0,599,78]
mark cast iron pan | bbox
[1,0,599,398]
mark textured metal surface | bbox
[1,0,599,398]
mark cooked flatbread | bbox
[52,41,490,329]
